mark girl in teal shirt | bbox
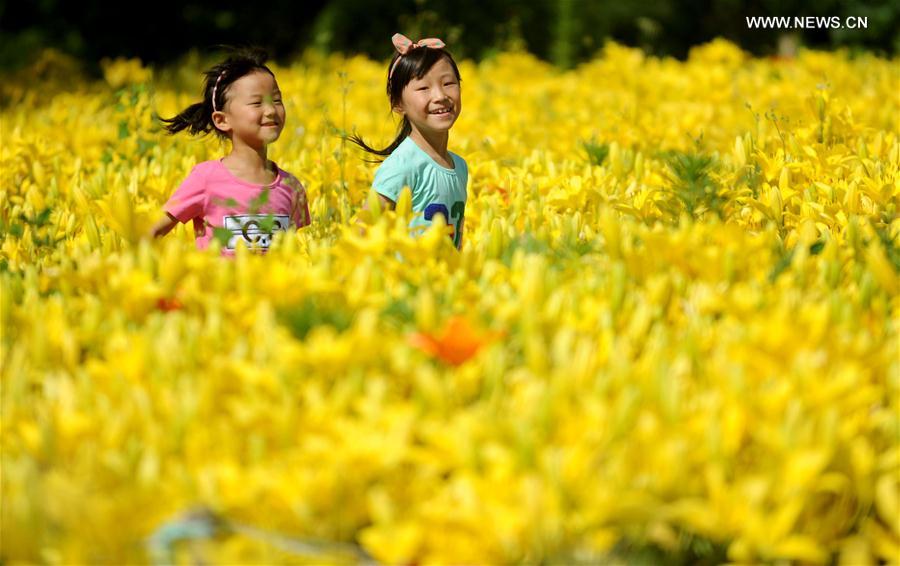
[350,33,468,249]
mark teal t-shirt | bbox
[372,136,468,249]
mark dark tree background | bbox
[1,0,897,73]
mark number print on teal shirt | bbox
[450,201,465,248]
[424,201,466,248]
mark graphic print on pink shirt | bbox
[163,160,310,254]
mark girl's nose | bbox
[433,87,449,102]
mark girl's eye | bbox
[417,86,428,91]
[251,102,262,106]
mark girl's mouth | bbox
[429,108,452,115]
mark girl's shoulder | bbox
[271,162,307,194]
[182,159,225,182]
[445,151,467,179]
[380,137,419,165]
[193,159,222,171]
[383,137,460,171]
[279,169,306,191]
[449,151,468,169]
[374,139,420,176]
[178,159,219,185]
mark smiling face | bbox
[213,70,285,147]
[394,56,461,135]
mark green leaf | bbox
[247,189,270,213]
[137,138,156,155]
[583,140,609,166]
[381,298,415,327]
[662,151,723,221]
[33,208,53,226]
[258,214,276,234]
[769,248,795,283]
[212,227,232,247]
[277,297,353,340]
[212,197,239,208]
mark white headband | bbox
[211,71,225,112]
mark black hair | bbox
[159,47,275,139]
[348,46,461,160]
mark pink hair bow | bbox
[389,33,446,78]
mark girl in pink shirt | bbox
[149,48,310,254]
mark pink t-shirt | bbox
[164,159,310,254]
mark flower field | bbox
[1,40,898,564]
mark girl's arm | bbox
[148,212,179,239]
[368,192,396,211]
[359,191,396,214]
[356,192,395,235]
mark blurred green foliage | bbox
[1,0,897,72]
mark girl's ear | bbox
[212,110,231,133]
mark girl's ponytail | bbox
[348,117,412,161]
[159,101,213,136]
